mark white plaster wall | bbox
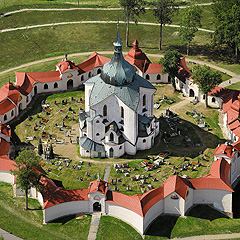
[164,193,185,216]
[106,202,144,234]
[201,95,222,109]
[124,141,137,155]
[88,191,106,213]
[104,143,124,158]
[92,118,105,143]
[145,73,168,84]
[37,191,44,207]
[0,171,14,184]
[143,199,164,233]
[185,188,194,213]
[1,108,16,124]
[44,200,89,223]
[230,154,240,185]
[138,87,155,117]
[137,135,153,150]
[193,189,232,213]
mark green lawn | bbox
[227,82,240,91]
[0,182,91,240]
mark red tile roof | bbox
[214,144,234,158]
[177,58,191,83]
[27,71,61,83]
[0,123,11,137]
[0,82,21,115]
[15,72,33,94]
[0,155,15,172]
[41,176,89,209]
[88,179,109,195]
[124,40,151,73]
[0,138,10,156]
[145,63,163,74]
[78,52,110,72]
[232,140,240,152]
[56,59,84,74]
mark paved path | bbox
[87,212,101,240]
[0,20,214,34]
[2,3,214,17]
[0,228,23,240]
[103,166,110,182]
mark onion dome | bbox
[101,24,135,86]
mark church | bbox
[79,25,159,158]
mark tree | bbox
[212,0,240,62]
[12,149,42,210]
[49,143,54,159]
[120,0,146,47]
[191,65,222,108]
[38,138,43,156]
[159,50,182,90]
[178,5,202,55]
[151,0,178,50]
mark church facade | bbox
[79,26,159,158]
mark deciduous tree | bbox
[119,0,146,47]
[179,5,202,55]
[212,0,240,62]
[191,65,222,108]
[151,0,178,50]
[159,50,182,90]
[12,149,42,210]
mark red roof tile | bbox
[214,144,234,158]
[56,58,84,74]
[0,138,10,156]
[78,52,110,72]
[0,123,11,137]
[27,71,61,83]
[124,39,151,73]
[88,179,109,195]
[15,72,33,94]
[0,155,15,172]
[145,63,163,74]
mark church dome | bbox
[101,24,135,86]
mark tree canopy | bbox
[12,149,43,210]
[119,0,146,47]
[179,5,202,55]
[191,65,222,107]
[212,0,240,61]
[159,50,182,90]
[151,0,178,50]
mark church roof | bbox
[79,136,105,152]
[56,55,83,74]
[87,74,155,111]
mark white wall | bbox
[106,202,144,234]
[44,200,89,223]
[164,193,185,216]
[0,171,14,184]
[193,189,232,213]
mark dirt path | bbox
[2,3,214,17]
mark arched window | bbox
[143,139,146,143]
[157,74,161,80]
[120,106,124,119]
[44,84,48,90]
[103,105,107,117]
[143,94,146,106]
[54,82,58,89]
[212,97,216,103]
[11,110,14,117]
[109,148,114,158]
[97,69,101,74]
[34,85,37,95]
[81,75,84,81]
[88,72,92,78]
[146,74,150,80]
[110,132,114,141]
[96,133,100,136]
[4,114,7,121]
[26,95,29,103]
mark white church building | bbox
[79,26,159,158]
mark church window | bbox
[203,95,205,100]
[146,74,150,80]
[96,133,100,136]
[157,74,161,80]
[96,120,100,123]
[44,84,48,90]
[103,105,107,117]
[11,110,14,117]
[88,72,92,78]
[143,139,146,143]
[119,146,122,150]
[81,75,84,81]
[143,94,146,106]
[26,95,29,103]
[97,69,101,74]
[110,132,114,141]
[4,114,7,121]
[54,82,58,89]
[212,97,215,103]
[120,106,124,119]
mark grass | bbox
[0,182,92,240]
[226,82,240,90]
[96,216,142,240]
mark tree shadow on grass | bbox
[145,214,179,239]
[186,204,229,221]
[49,214,77,225]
